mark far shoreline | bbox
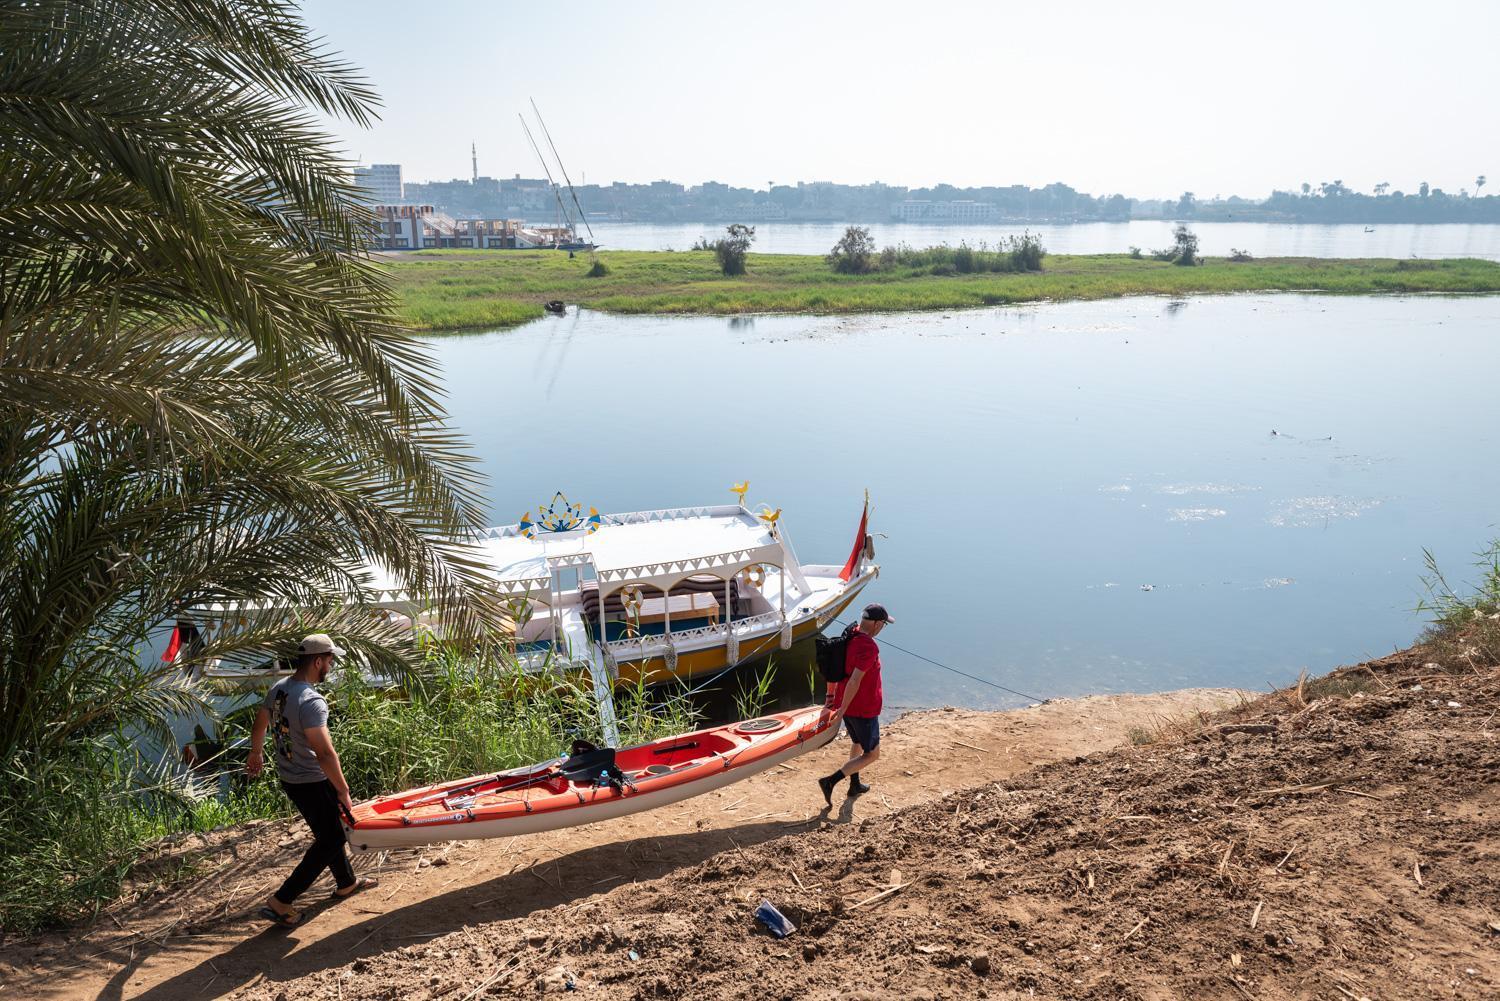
[384,248,1500,333]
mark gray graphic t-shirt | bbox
[264,678,329,784]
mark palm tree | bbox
[0,1,498,767]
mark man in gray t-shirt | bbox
[247,633,376,925]
[265,676,329,783]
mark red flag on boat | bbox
[838,495,869,582]
[161,625,182,663]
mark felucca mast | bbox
[518,113,574,244]
[530,98,595,245]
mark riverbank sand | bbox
[6,660,1496,998]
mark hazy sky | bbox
[301,0,1498,200]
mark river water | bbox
[432,294,1500,712]
[588,221,1500,262]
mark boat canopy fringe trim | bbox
[596,546,780,587]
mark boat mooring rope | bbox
[838,622,1048,706]
[677,619,1047,707]
[677,628,786,700]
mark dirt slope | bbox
[237,656,1498,1000]
[0,689,1240,1000]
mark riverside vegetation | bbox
[0,654,700,934]
[388,244,1500,332]
[0,0,699,936]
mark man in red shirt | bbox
[818,603,893,806]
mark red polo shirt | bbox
[834,629,883,717]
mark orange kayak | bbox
[344,705,840,850]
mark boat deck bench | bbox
[635,592,720,627]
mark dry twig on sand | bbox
[1336,787,1384,801]
[1218,841,1235,876]
[848,882,911,910]
[1225,976,1256,1000]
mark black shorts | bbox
[843,714,880,752]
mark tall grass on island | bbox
[827,225,1045,275]
[0,650,699,935]
[386,246,1500,333]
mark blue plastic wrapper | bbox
[754,899,797,938]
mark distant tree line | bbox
[402,173,1500,226]
[1255,179,1499,224]
[1170,179,1500,224]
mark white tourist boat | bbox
[164,491,879,708]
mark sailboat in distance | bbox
[518,101,598,252]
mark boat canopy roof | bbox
[471,504,783,599]
[184,502,788,617]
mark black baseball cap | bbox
[861,603,894,624]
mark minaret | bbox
[471,142,477,183]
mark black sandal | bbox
[258,905,302,927]
[333,875,379,899]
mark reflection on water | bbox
[432,294,1500,711]
[589,220,1500,261]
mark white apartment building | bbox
[353,164,403,205]
[891,199,1002,223]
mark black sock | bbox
[825,768,845,782]
[848,772,860,785]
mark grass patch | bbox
[383,249,1500,333]
[1300,671,1380,701]
[1416,541,1500,670]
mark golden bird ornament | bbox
[730,481,750,506]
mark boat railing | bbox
[603,608,787,660]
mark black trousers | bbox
[275,779,355,904]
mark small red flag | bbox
[161,626,182,663]
[838,497,869,582]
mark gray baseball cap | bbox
[297,633,346,657]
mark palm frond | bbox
[0,1,504,770]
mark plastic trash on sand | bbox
[755,899,797,938]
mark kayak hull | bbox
[345,705,840,851]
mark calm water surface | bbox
[432,295,1500,711]
[589,221,1500,261]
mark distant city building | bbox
[736,201,788,221]
[891,199,1002,223]
[353,164,403,205]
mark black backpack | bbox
[814,623,857,683]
